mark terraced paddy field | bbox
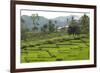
[21,33,89,63]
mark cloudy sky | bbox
[21,10,90,19]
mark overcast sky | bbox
[21,10,90,19]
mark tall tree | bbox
[48,20,55,32]
[41,24,48,33]
[54,20,58,32]
[67,16,80,36]
[31,14,39,32]
[79,14,89,34]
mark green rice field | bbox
[21,32,89,63]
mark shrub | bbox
[56,58,63,61]
[28,44,35,47]
[21,45,27,49]
[45,40,55,44]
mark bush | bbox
[45,40,55,44]
[28,44,35,47]
[21,45,27,49]
[56,58,63,61]
[35,44,41,46]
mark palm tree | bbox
[31,14,39,32]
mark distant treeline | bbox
[21,14,89,40]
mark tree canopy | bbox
[67,16,80,35]
[79,14,89,34]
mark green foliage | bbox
[41,20,55,33]
[21,34,89,63]
[31,14,39,32]
[21,28,29,40]
[31,14,39,23]
[32,26,38,32]
[48,20,55,32]
[41,24,48,33]
[67,16,80,35]
[79,14,89,34]
[21,18,29,40]
[21,14,90,63]
[21,17,25,23]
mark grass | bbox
[21,32,89,63]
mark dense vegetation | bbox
[21,14,89,63]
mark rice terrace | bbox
[21,10,90,63]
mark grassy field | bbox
[21,32,89,63]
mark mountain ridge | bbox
[21,15,80,31]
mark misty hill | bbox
[21,15,33,30]
[21,15,80,31]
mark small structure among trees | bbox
[67,16,80,36]
[21,14,89,41]
[67,14,89,36]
